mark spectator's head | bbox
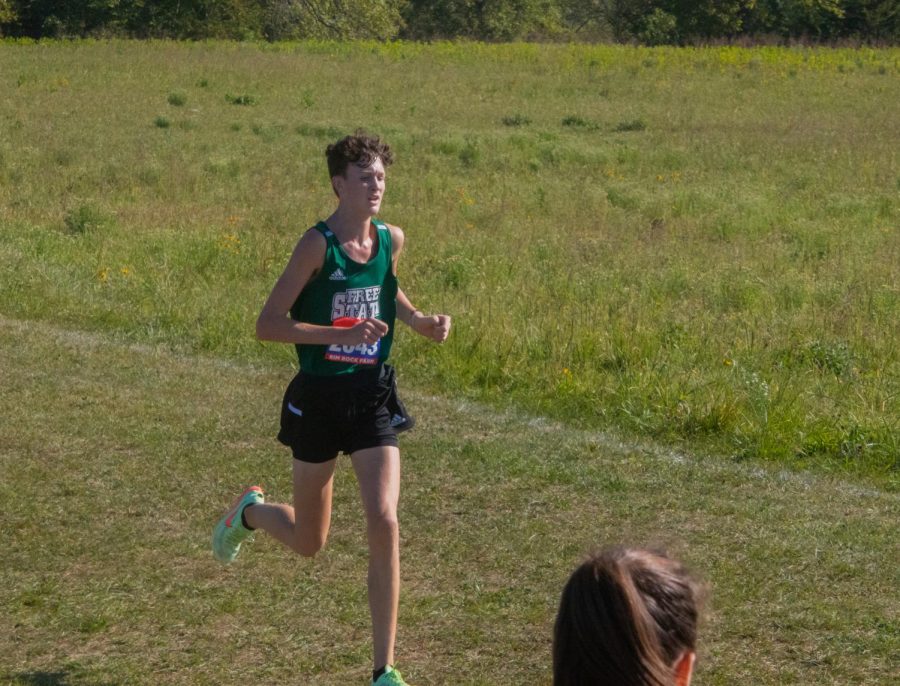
[553,547,700,686]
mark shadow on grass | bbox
[7,674,70,686]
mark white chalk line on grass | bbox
[430,396,895,501]
[2,315,895,503]
[0,315,277,377]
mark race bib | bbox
[325,339,380,365]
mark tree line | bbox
[1,1,897,44]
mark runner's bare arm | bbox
[256,229,387,346]
[387,223,452,344]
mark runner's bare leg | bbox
[351,445,401,670]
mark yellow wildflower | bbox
[221,233,241,254]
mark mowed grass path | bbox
[2,316,897,685]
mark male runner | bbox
[212,133,451,686]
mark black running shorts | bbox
[277,364,411,463]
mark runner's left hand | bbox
[413,313,451,343]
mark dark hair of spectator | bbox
[553,547,700,686]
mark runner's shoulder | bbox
[295,225,328,254]
[287,226,328,275]
[381,222,405,253]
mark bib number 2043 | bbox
[325,339,380,365]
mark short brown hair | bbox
[326,132,394,179]
[553,548,701,686]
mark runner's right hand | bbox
[342,318,389,345]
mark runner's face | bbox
[336,158,386,215]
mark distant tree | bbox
[743,0,846,39]
[479,0,561,39]
[7,0,112,37]
[832,0,898,40]
[639,7,678,44]
[670,0,749,38]
[562,0,752,44]
[2,0,405,40]
[1,0,896,42]
[0,0,16,38]
[402,0,561,40]
[126,0,267,39]
[0,0,16,24]
[786,0,846,38]
[261,0,406,40]
[401,0,472,38]
[5,0,250,38]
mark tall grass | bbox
[0,39,897,486]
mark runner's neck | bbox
[326,207,376,243]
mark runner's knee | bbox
[293,529,328,558]
[366,510,399,541]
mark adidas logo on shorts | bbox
[329,268,347,281]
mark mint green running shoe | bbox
[212,486,264,564]
[372,666,409,686]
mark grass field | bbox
[1,40,898,684]
[0,39,897,485]
[3,317,898,685]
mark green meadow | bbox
[1,40,897,485]
[1,40,898,684]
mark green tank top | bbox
[290,220,397,376]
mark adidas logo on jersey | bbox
[329,268,347,281]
